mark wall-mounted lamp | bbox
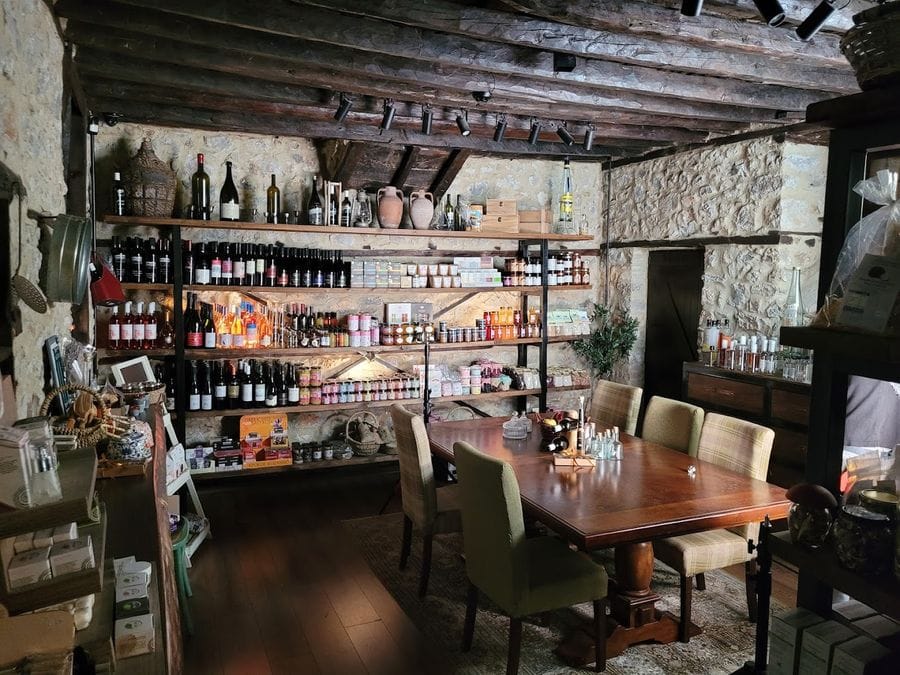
[556,124,575,146]
[493,114,508,142]
[456,112,471,137]
[796,0,835,41]
[583,124,595,151]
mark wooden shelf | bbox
[0,448,98,539]
[102,216,594,242]
[184,284,591,295]
[96,348,173,361]
[780,327,900,365]
[190,453,399,481]
[119,283,172,292]
[769,531,900,622]
[0,506,107,614]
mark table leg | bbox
[554,541,700,667]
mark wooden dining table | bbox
[428,415,791,663]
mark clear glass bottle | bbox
[559,157,573,229]
[783,267,805,327]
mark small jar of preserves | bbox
[833,505,894,576]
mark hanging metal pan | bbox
[45,214,92,304]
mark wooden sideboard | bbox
[682,362,810,488]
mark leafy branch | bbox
[571,304,639,379]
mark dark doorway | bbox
[642,250,704,402]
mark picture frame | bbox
[110,356,156,386]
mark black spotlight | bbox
[333,93,353,122]
[380,99,395,132]
[556,124,574,146]
[493,114,508,142]
[680,0,704,17]
[553,52,576,72]
[421,105,433,135]
[796,0,835,41]
[456,112,471,137]
[528,119,542,145]
[583,124,595,151]
[752,0,786,26]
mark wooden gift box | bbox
[518,208,551,234]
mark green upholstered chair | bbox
[640,396,705,457]
[590,379,643,435]
[453,441,608,674]
[390,404,462,598]
[653,413,775,642]
[170,520,194,635]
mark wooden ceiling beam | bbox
[695,0,863,31]
[107,0,841,111]
[59,14,786,125]
[430,150,472,201]
[73,48,745,136]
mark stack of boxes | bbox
[6,522,93,590]
[482,199,519,233]
[113,556,155,658]
[349,259,406,289]
[455,256,503,288]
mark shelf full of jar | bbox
[183,384,590,419]
[117,282,591,294]
[102,216,594,242]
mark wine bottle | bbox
[182,240,194,285]
[164,360,177,410]
[191,153,210,220]
[253,361,266,407]
[287,364,300,404]
[233,243,245,286]
[111,236,127,281]
[185,293,203,348]
[221,243,233,286]
[226,361,241,409]
[200,362,213,411]
[307,175,323,225]
[266,174,281,224]
[340,194,352,227]
[112,171,127,216]
[188,361,201,411]
[276,362,288,407]
[213,361,227,410]
[144,302,158,349]
[143,237,158,284]
[121,301,134,350]
[209,244,222,286]
[195,242,211,285]
[158,309,175,348]
[240,361,254,407]
[254,245,265,287]
[265,244,278,288]
[202,302,217,349]
[108,305,121,350]
[158,236,172,284]
[129,238,143,283]
[231,305,245,349]
[219,160,240,221]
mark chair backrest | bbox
[697,412,775,540]
[591,379,643,435]
[390,404,437,531]
[641,396,705,457]
[453,441,527,615]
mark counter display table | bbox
[428,416,791,663]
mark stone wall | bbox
[1,0,71,417]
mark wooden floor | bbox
[183,466,798,675]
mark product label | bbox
[204,331,216,348]
[121,323,134,341]
[254,384,266,400]
[109,323,120,341]
[195,268,211,285]
[227,384,239,400]
[145,324,157,341]
[233,260,245,280]
[133,323,145,341]
[189,394,201,410]
[210,260,221,279]
[232,334,245,348]
[220,333,233,348]
[159,256,171,282]
[186,331,202,347]
[201,394,213,410]
[221,201,239,220]
[215,385,227,399]
[309,206,323,225]
[245,260,255,276]
[241,384,253,402]
[288,386,300,403]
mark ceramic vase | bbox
[409,191,435,230]
[376,186,404,229]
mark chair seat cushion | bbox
[654,528,753,577]
[431,484,462,535]
[515,537,608,617]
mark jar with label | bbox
[310,366,322,386]
[833,504,894,576]
[299,386,310,405]
[298,366,311,387]
[310,387,322,405]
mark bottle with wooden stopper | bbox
[219,160,240,221]
[266,174,281,224]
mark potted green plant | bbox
[571,303,639,378]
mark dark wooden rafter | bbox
[318,141,366,184]
[390,147,421,191]
[684,0,864,31]
[430,150,472,201]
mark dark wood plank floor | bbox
[183,466,798,675]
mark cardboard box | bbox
[771,608,826,674]
[49,535,95,576]
[52,522,77,543]
[187,445,215,474]
[799,620,857,675]
[239,414,291,469]
[830,635,894,675]
[7,546,52,589]
[833,599,878,622]
[115,583,148,603]
[486,199,518,216]
[852,614,900,642]
[32,528,54,549]
[13,531,33,554]
[115,596,151,620]
[115,614,156,658]
[0,426,31,509]
[768,633,795,675]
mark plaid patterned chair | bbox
[590,379,643,435]
[390,404,462,598]
[640,396,705,457]
[653,412,775,642]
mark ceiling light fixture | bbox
[421,105,433,135]
[556,124,574,146]
[583,124,595,151]
[456,112,471,137]
[380,99,396,132]
[528,119,542,145]
[680,0,704,17]
[493,114,508,142]
[796,0,835,41]
[333,93,353,122]
[752,0,786,26]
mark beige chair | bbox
[390,404,462,597]
[640,396,705,457]
[590,379,643,435]
[653,412,775,642]
[454,441,608,674]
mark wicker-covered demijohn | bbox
[122,138,177,217]
[345,411,382,456]
[841,2,900,91]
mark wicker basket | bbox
[841,2,900,91]
[123,138,177,217]
[40,384,126,448]
[345,411,382,456]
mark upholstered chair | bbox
[590,379,643,435]
[454,441,608,674]
[640,396,705,457]
[653,413,775,642]
[390,404,462,597]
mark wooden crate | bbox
[518,209,551,234]
[486,199,518,216]
[481,214,519,233]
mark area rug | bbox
[344,512,784,675]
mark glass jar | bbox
[833,505,894,576]
[788,503,833,549]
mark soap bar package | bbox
[115,614,156,658]
[49,535,95,576]
[115,595,151,619]
[798,619,857,675]
[0,426,31,508]
[115,583,148,603]
[7,546,52,589]
[831,635,894,675]
[52,522,77,543]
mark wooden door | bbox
[643,250,703,401]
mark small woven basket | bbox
[123,138,177,217]
[39,384,116,448]
[345,411,382,456]
[841,2,900,91]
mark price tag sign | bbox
[836,254,900,334]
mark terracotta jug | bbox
[409,191,435,230]
[376,186,404,229]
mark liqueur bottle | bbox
[559,157,573,228]
[121,301,134,350]
[108,305,121,350]
[111,171,127,216]
[143,302,158,349]
[307,175,323,225]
